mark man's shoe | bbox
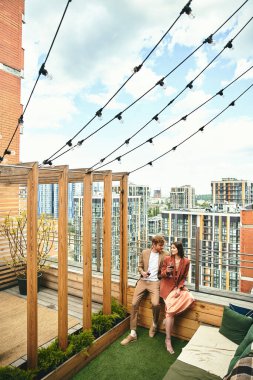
[120,334,137,346]
[149,325,157,338]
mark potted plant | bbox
[0,211,56,295]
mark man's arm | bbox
[138,250,144,275]
[137,250,149,278]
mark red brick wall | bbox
[240,210,253,293]
[0,0,24,163]
[0,0,24,69]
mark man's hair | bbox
[152,235,165,245]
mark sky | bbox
[20,0,253,196]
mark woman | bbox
[160,241,194,354]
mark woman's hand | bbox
[166,264,174,274]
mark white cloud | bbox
[19,0,253,195]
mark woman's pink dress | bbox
[160,256,194,317]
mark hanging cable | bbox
[44,1,250,166]
[128,83,253,174]
[89,65,253,172]
[42,1,197,164]
[0,0,72,163]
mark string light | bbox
[157,78,166,89]
[180,1,194,18]
[66,140,72,147]
[41,3,251,167]
[148,161,153,166]
[96,108,103,120]
[88,64,253,172]
[148,138,154,146]
[204,34,215,45]
[18,115,24,134]
[152,114,160,123]
[181,115,187,121]
[217,89,224,97]
[225,40,233,49]
[116,113,123,123]
[0,0,73,164]
[129,83,252,175]
[187,81,193,89]
[41,0,198,165]
[4,149,15,156]
[39,63,53,80]
[133,64,142,73]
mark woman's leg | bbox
[165,315,175,354]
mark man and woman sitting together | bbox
[121,235,194,354]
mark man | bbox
[121,235,167,345]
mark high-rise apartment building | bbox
[0,0,24,164]
[38,184,59,217]
[240,207,253,293]
[148,216,162,240]
[170,185,195,209]
[211,178,253,208]
[161,209,241,292]
[73,184,150,274]
[0,1,24,272]
[153,189,161,198]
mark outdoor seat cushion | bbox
[219,306,253,345]
[177,325,238,378]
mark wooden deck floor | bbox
[1,286,102,367]
[5,285,102,321]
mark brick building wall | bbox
[240,209,253,293]
[0,0,24,163]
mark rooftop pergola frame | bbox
[0,162,129,369]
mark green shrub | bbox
[92,313,120,338]
[0,298,127,378]
[111,297,128,320]
[38,343,66,373]
[0,366,35,379]
[65,329,94,357]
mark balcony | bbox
[0,162,252,379]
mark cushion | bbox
[219,306,253,345]
[178,325,237,378]
[229,303,253,317]
[223,356,253,380]
[227,325,253,373]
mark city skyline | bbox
[20,0,253,194]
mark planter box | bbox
[42,316,130,380]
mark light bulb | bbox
[46,73,53,80]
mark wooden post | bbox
[119,174,128,306]
[58,166,68,350]
[103,172,112,314]
[96,218,101,272]
[27,162,38,369]
[83,173,92,329]
[195,226,200,292]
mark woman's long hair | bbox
[172,241,185,258]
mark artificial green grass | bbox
[72,327,187,380]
